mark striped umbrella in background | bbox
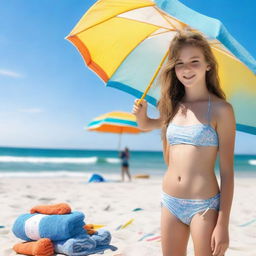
[86,111,148,150]
[67,0,256,134]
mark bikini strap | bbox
[207,94,211,124]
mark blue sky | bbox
[0,0,255,153]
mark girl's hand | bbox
[211,224,229,256]
[132,99,148,117]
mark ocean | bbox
[0,147,255,178]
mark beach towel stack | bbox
[12,203,114,256]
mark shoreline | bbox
[0,169,256,178]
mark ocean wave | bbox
[0,156,98,164]
[0,156,121,165]
[105,158,120,164]
[248,160,256,166]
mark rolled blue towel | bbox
[54,232,97,256]
[90,229,111,246]
[12,211,85,241]
[54,232,117,255]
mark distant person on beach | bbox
[133,30,235,256]
[119,147,131,182]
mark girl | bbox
[132,31,235,256]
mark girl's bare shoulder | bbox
[211,94,234,119]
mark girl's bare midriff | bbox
[162,145,220,199]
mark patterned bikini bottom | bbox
[161,191,220,226]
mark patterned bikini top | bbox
[166,95,219,147]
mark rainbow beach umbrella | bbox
[67,0,256,134]
[86,111,147,149]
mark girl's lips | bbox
[183,74,195,79]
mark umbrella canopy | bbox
[86,111,147,149]
[87,111,144,134]
[67,0,256,134]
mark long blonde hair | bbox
[157,30,226,140]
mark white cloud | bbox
[0,69,23,78]
[19,108,43,114]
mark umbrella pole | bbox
[118,133,122,152]
[137,49,169,105]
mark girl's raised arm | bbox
[132,99,162,130]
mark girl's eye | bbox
[192,60,199,63]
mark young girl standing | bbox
[133,31,235,256]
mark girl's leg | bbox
[161,206,190,256]
[190,209,218,256]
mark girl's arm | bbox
[216,102,236,227]
[132,99,162,130]
[212,102,236,255]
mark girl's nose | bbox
[183,63,192,70]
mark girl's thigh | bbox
[161,206,190,256]
[190,209,218,256]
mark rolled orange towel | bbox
[13,238,54,256]
[84,224,97,235]
[84,224,94,229]
[30,203,71,215]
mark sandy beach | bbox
[1,174,256,256]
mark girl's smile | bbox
[183,74,196,80]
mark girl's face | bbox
[174,46,210,88]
